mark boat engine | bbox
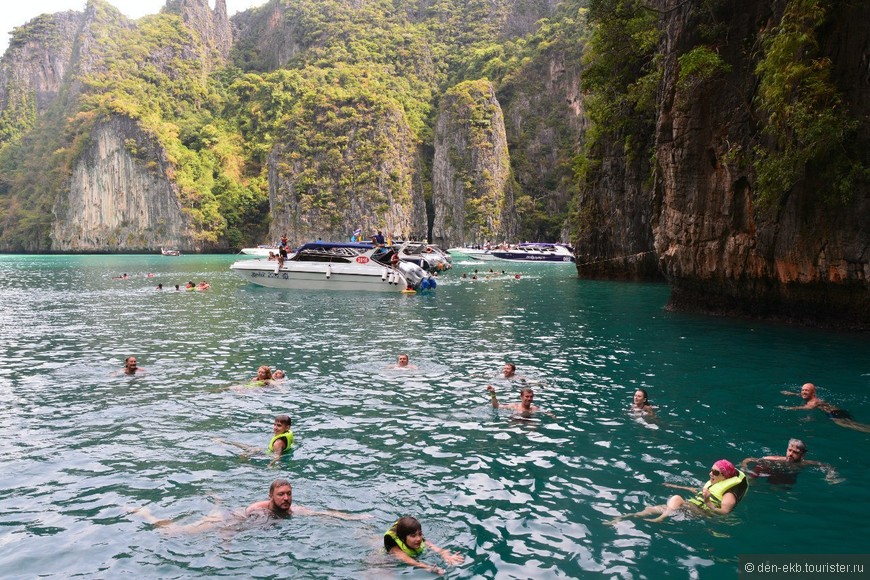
[397,262,435,290]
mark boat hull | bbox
[230,260,408,292]
[487,252,575,263]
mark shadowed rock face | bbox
[52,117,193,251]
[652,0,869,328]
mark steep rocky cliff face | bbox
[653,0,870,327]
[53,116,193,251]
[0,12,83,120]
[501,43,588,244]
[432,80,517,247]
[231,0,304,71]
[267,96,425,246]
[164,0,232,64]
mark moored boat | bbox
[161,248,181,256]
[446,246,498,261]
[488,243,575,263]
[397,241,452,271]
[230,241,436,292]
[239,246,280,257]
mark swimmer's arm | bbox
[538,407,557,419]
[486,385,500,408]
[807,461,843,484]
[426,541,465,566]
[212,438,261,458]
[703,491,737,515]
[292,505,369,520]
[387,546,444,575]
[780,390,800,397]
[663,483,698,493]
[739,457,758,469]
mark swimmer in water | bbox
[740,438,842,485]
[383,516,464,575]
[388,353,418,370]
[610,459,748,523]
[486,385,556,419]
[781,383,870,432]
[214,415,294,466]
[119,356,144,375]
[631,389,655,416]
[132,479,366,535]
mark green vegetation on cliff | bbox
[753,0,866,209]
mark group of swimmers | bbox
[125,355,478,574]
[123,351,862,571]
[154,280,210,291]
[460,269,521,281]
[610,382,862,524]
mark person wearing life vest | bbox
[268,415,294,464]
[384,516,464,575]
[611,459,748,523]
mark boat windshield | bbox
[292,243,368,263]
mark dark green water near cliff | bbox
[1,254,867,579]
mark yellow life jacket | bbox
[268,431,294,453]
[688,470,747,511]
[384,528,426,557]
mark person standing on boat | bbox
[373,230,386,246]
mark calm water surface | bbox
[0,254,868,579]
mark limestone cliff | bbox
[163,0,232,64]
[52,116,193,251]
[653,0,869,328]
[267,93,424,246]
[432,80,517,247]
[231,0,304,71]
[0,12,83,121]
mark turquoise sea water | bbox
[0,253,868,579]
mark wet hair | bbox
[269,479,291,494]
[125,356,136,364]
[788,438,807,454]
[257,365,273,380]
[636,389,649,404]
[391,516,422,542]
[505,363,516,372]
[275,415,291,427]
[519,387,533,396]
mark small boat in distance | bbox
[160,248,181,256]
[488,243,575,263]
[230,241,436,293]
[447,246,498,261]
[239,246,280,257]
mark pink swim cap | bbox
[713,459,737,478]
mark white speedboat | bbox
[230,242,436,292]
[488,243,576,263]
[160,248,181,256]
[447,247,498,261]
[240,246,279,257]
[397,241,452,271]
